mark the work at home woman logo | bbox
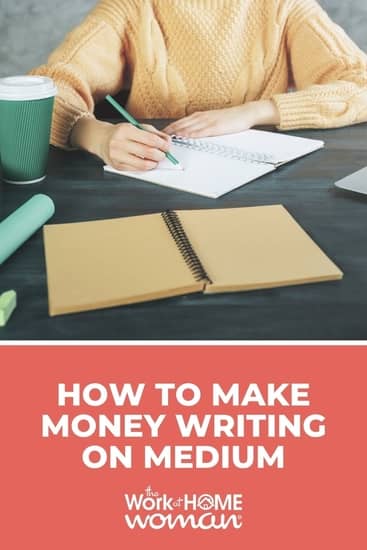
[123,486,244,530]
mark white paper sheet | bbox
[104,129,324,198]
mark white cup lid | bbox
[0,76,57,101]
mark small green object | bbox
[0,290,17,327]
[105,94,180,166]
[165,150,181,166]
[0,194,55,265]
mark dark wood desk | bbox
[1,122,367,340]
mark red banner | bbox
[0,346,365,549]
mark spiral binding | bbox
[161,210,211,283]
[172,136,274,164]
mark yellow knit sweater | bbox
[31,0,367,149]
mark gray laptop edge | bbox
[335,167,367,195]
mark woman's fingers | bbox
[107,122,173,170]
[164,114,218,136]
[164,106,259,138]
[180,125,218,138]
[109,140,163,170]
[114,124,170,151]
[132,124,171,151]
[165,121,216,138]
[127,141,166,162]
[104,122,183,171]
[110,152,158,171]
[164,115,201,135]
[140,124,172,144]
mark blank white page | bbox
[104,143,274,198]
[104,129,323,197]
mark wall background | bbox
[1,0,366,77]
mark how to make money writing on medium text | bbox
[41,382,326,470]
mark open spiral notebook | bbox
[43,205,342,316]
[104,129,324,198]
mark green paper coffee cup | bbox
[0,76,57,184]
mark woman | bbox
[31,0,367,172]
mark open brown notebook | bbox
[43,205,343,316]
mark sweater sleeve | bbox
[29,2,129,149]
[272,0,367,130]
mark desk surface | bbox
[1,122,367,341]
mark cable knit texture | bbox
[30,0,367,148]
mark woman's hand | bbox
[163,100,280,138]
[71,119,171,171]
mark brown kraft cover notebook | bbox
[43,205,343,316]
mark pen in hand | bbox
[105,94,182,168]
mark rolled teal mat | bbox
[0,194,55,264]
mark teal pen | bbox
[105,94,180,167]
